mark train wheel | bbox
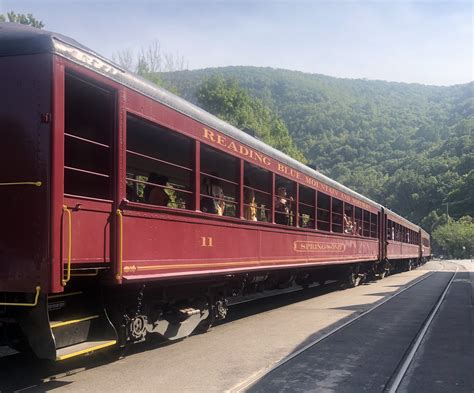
[343,266,361,288]
[194,316,213,334]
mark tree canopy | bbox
[432,216,474,259]
[158,67,473,253]
[0,11,44,28]
[196,76,306,163]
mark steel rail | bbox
[385,268,458,393]
[231,271,436,393]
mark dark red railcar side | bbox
[0,24,430,360]
[0,53,53,293]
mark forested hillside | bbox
[160,67,473,237]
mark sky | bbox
[1,0,472,86]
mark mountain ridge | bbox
[159,66,473,228]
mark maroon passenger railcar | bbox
[0,24,430,360]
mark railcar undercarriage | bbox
[0,258,426,360]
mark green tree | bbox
[0,11,44,29]
[196,76,306,163]
[432,216,474,258]
[160,67,473,231]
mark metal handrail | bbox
[62,205,72,286]
[0,181,42,187]
[0,286,41,307]
[116,209,123,281]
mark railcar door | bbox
[61,71,116,284]
[0,53,52,293]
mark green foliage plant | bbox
[0,11,44,28]
[432,216,474,258]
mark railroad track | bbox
[231,268,458,393]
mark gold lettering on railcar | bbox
[203,128,373,212]
[123,265,137,273]
[294,241,345,252]
[203,128,271,166]
[200,236,214,247]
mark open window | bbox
[64,73,114,200]
[363,210,370,237]
[395,223,401,242]
[201,145,239,217]
[332,198,343,233]
[317,192,330,232]
[275,176,296,226]
[244,162,271,222]
[298,185,315,228]
[354,207,363,236]
[344,203,354,234]
[126,114,193,209]
[370,213,378,238]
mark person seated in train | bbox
[126,183,138,202]
[352,221,360,236]
[201,175,225,215]
[343,214,354,234]
[275,186,293,225]
[144,173,170,206]
[244,188,258,221]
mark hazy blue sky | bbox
[1,0,472,85]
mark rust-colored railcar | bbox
[0,24,430,360]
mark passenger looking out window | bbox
[144,173,170,206]
[245,188,258,221]
[201,175,225,216]
[343,214,354,234]
[275,186,293,225]
[244,163,271,222]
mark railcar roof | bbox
[0,23,423,232]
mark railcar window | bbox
[201,145,239,217]
[370,213,378,238]
[343,203,354,234]
[275,176,295,226]
[362,210,370,237]
[244,162,271,222]
[332,198,343,233]
[389,220,395,240]
[354,207,363,236]
[126,115,193,209]
[317,192,331,232]
[298,185,315,228]
[64,73,114,200]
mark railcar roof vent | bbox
[242,127,259,140]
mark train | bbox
[0,23,431,361]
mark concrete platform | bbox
[0,260,471,392]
